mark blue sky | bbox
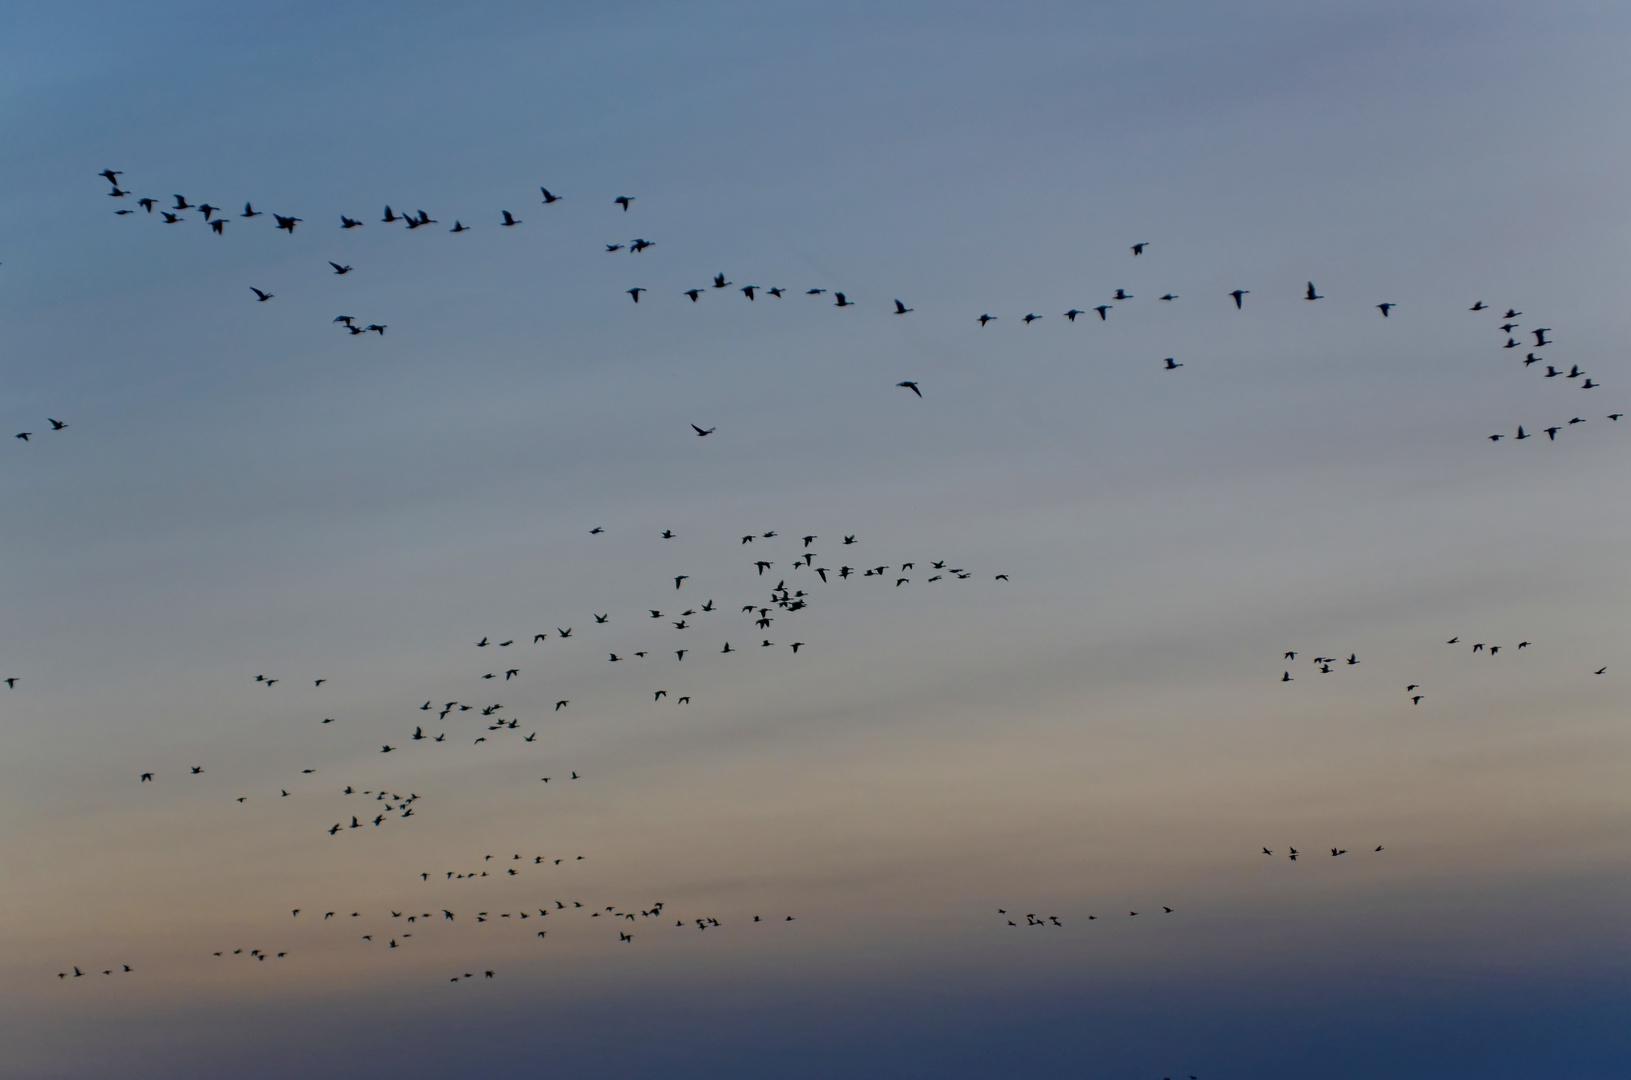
[3,3,1629,1077]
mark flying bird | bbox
[501,211,521,226]
[897,381,921,397]
[893,299,913,314]
[615,196,634,211]
[1305,282,1322,300]
[329,262,352,274]
[1230,289,1249,308]
[691,424,715,436]
[250,288,273,302]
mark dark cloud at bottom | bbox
[20,965,1629,1080]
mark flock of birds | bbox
[72,168,1622,409]
[25,168,1617,993]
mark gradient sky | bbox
[3,2,1630,1077]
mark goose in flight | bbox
[691,424,715,436]
[897,381,921,397]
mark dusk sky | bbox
[3,3,1629,1077]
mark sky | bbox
[2,1,1629,1076]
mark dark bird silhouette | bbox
[615,196,633,211]
[1163,358,1182,370]
[741,285,757,300]
[99,169,122,184]
[1023,313,1040,324]
[274,214,301,233]
[540,187,562,204]
[1533,328,1551,346]
[14,433,29,441]
[1095,305,1111,320]
[340,215,363,229]
[1113,289,1132,300]
[834,292,853,307]
[240,202,261,218]
[628,288,646,302]
[451,221,469,233]
[173,195,191,210]
[1504,309,1521,318]
[1064,309,1084,322]
[161,212,180,224]
[250,288,273,302]
[893,299,913,314]
[1131,243,1148,255]
[1377,303,1396,317]
[1545,427,1560,440]
[897,381,922,397]
[210,220,225,234]
[978,314,996,325]
[330,262,352,275]
[501,211,521,226]
[1470,301,1486,311]
[1305,282,1322,300]
[684,289,702,301]
[1230,289,1249,308]
[692,424,715,436]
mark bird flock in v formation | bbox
[26,169,1619,985]
[28,168,1614,440]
